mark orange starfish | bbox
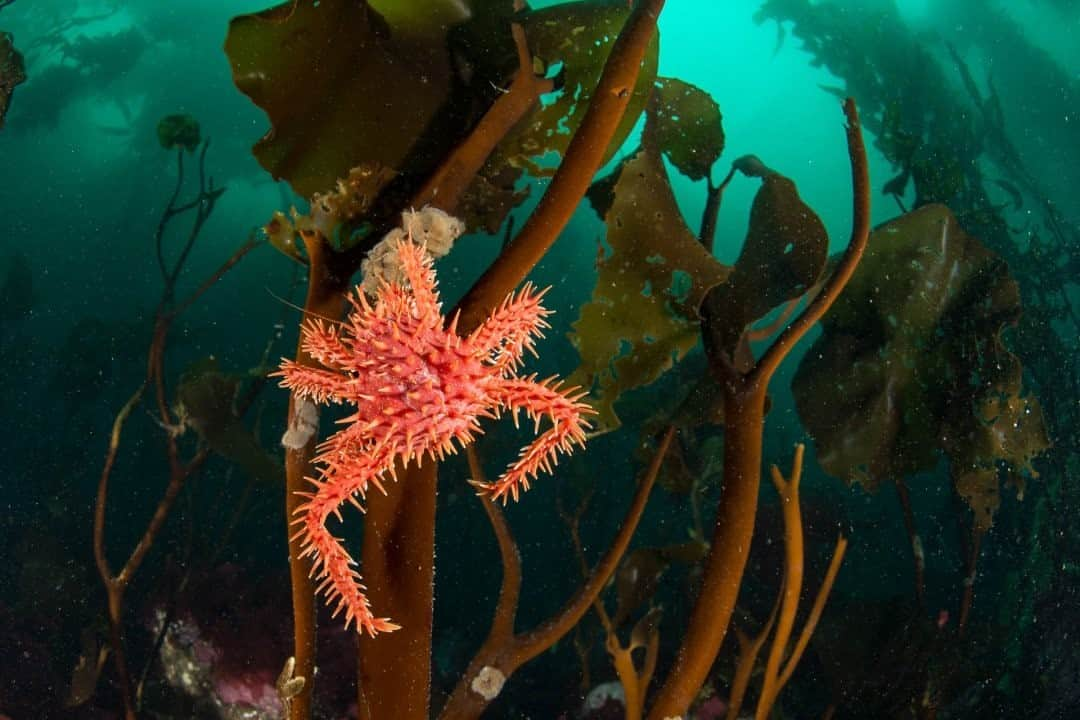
[276,239,593,635]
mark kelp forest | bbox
[1,0,1078,719]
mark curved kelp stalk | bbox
[646,98,871,719]
[453,0,668,334]
[93,140,255,719]
[437,429,673,719]
[722,444,849,720]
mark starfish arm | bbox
[293,433,401,636]
[312,420,399,497]
[393,238,443,324]
[298,318,354,370]
[468,283,552,372]
[274,361,354,405]
[366,282,413,327]
[476,376,594,502]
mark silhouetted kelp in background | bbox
[0,29,25,128]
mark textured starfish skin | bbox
[276,240,593,636]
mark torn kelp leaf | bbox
[793,204,1048,531]
[568,144,729,431]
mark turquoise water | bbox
[1,1,1078,718]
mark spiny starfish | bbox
[276,239,593,636]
